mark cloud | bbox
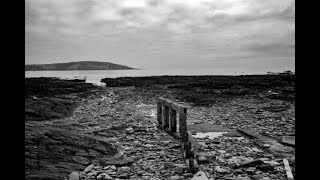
[25,0,294,71]
[25,0,294,34]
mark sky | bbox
[25,0,295,73]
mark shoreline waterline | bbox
[25,68,294,86]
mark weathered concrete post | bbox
[185,142,191,159]
[164,105,170,130]
[156,98,198,174]
[170,108,177,132]
[161,102,165,129]
[189,151,195,172]
[179,107,188,143]
[157,100,162,127]
[178,114,182,133]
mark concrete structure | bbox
[157,97,198,172]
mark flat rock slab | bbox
[237,128,295,157]
[280,136,295,147]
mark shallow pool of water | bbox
[192,132,228,139]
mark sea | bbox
[25,67,260,86]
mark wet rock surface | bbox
[25,75,295,180]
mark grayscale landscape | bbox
[25,0,295,180]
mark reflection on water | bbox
[192,132,228,139]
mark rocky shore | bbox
[25,75,295,180]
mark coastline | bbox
[25,74,295,180]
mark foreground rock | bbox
[25,121,117,180]
[25,77,96,122]
[25,78,118,180]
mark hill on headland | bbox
[25,61,134,71]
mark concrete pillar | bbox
[157,101,162,127]
[185,142,191,159]
[161,104,165,129]
[189,151,195,172]
[170,108,177,132]
[164,105,170,130]
[179,107,188,142]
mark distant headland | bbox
[25,61,135,71]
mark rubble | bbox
[67,86,293,180]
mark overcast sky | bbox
[25,0,295,73]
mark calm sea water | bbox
[25,68,251,86]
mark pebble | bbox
[246,167,256,174]
[173,166,185,174]
[233,169,243,174]
[84,164,94,173]
[215,166,230,174]
[96,173,112,180]
[252,148,263,152]
[109,165,117,170]
[170,175,183,180]
[191,171,209,180]
[144,144,153,148]
[262,177,271,180]
[198,156,209,163]
[218,150,226,154]
[119,166,130,173]
[237,177,251,180]
[67,172,80,180]
[117,173,129,178]
[252,174,264,180]
[263,144,271,148]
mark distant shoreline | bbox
[25,68,139,71]
[25,61,135,71]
